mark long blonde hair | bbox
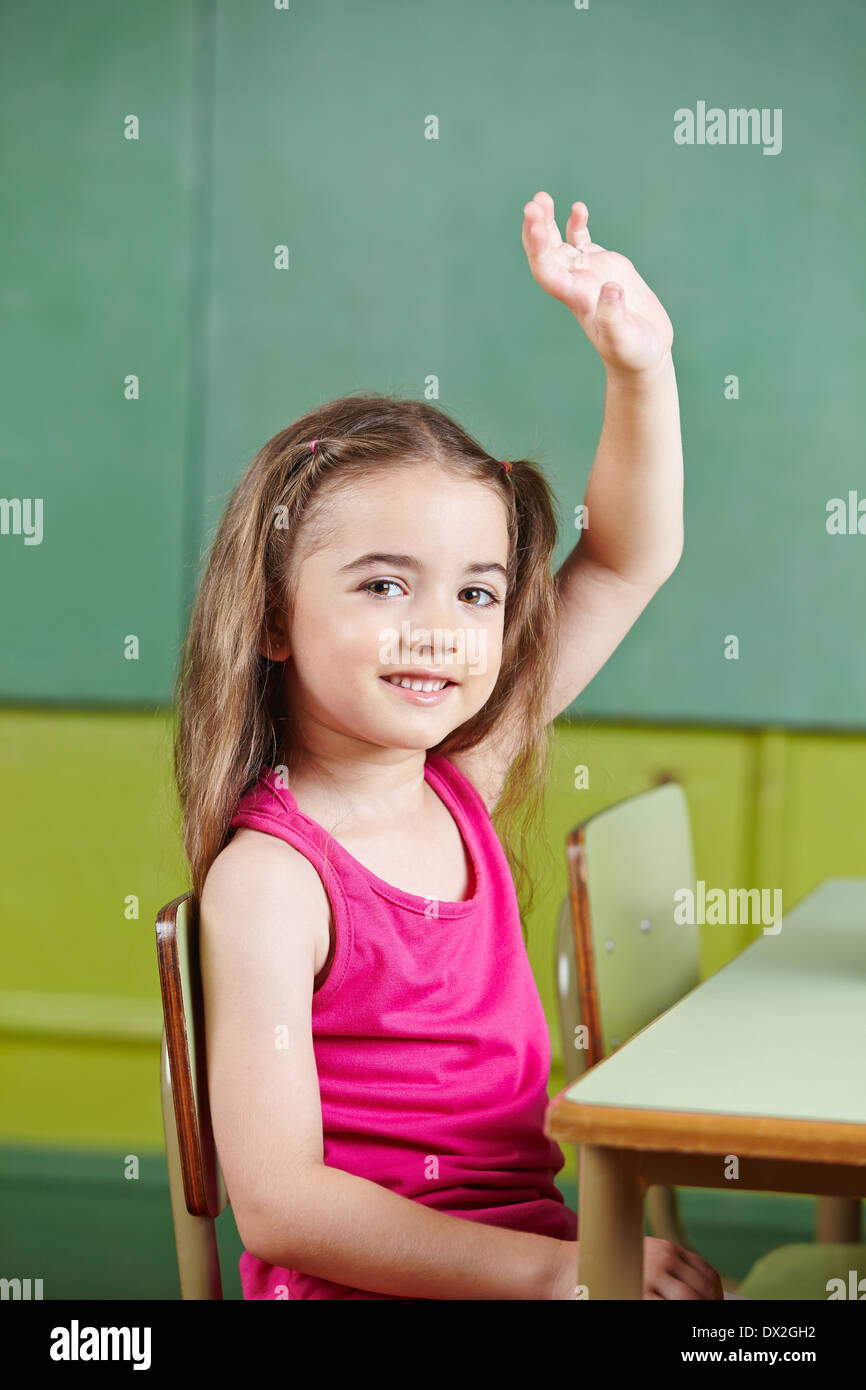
[173,391,563,926]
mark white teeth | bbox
[385,675,449,691]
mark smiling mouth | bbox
[381,674,456,692]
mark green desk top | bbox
[563,879,866,1126]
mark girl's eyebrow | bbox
[338,552,508,581]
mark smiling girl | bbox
[174,194,721,1300]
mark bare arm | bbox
[253,1164,565,1300]
[449,197,686,817]
[199,832,565,1300]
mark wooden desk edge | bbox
[545,1092,866,1166]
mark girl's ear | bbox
[258,627,286,661]
[260,588,288,660]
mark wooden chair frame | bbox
[156,891,228,1299]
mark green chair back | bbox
[568,780,700,1064]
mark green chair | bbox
[156,891,228,1299]
[736,1244,866,1300]
[554,780,863,1299]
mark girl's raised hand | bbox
[521,191,674,379]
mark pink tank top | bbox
[228,751,576,1300]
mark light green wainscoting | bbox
[2,707,864,1296]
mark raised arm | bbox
[450,193,684,811]
[546,354,684,723]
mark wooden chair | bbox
[156,891,228,1299]
[554,780,862,1295]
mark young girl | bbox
[175,193,722,1300]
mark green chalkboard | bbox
[202,0,866,727]
[2,0,864,726]
[0,0,198,702]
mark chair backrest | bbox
[555,895,587,1087]
[156,891,228,1298]
[556,781,701,1074]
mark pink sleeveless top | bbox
[229,751,575,1300]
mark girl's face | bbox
[276,465,510,756]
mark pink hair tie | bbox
[500,459,511,473]
[309,439,318,451]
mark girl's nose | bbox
[408,608,464,661]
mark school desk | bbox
[544,877,866,1299]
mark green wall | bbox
[3,710,865,1153]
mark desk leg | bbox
[817,1196,862,1243]
[578,1144,643,1300]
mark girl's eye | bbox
[362,581,501,607]
[363,580,404,598]
[461,587,500,607]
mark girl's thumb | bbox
[595,282,624,327]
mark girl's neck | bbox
[280,747,433,830]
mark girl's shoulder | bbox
[201,824,332,974]
[205,821,328,911]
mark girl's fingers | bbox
[677,1245,717,1275]
[676,1248,724,1300]
[531,189,556,218]
[566,202,606,252]
[566,200,592,250]
[523,191,562,257]
[670,1251,720,1299]
[652,1269,703,1300]
[523,205,550,254]
[678,1245,723,1287]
